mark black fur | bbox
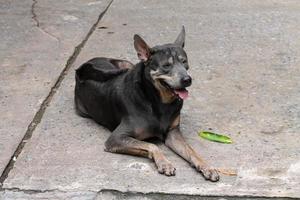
[75,57,183,139]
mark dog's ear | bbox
[174,26,185,48]
[134,34,151,62]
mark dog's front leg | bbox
[105,122,176,176]
[165,127,219,181]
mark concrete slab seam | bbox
[0,188,297,199]
[1,187,60,195]
[0,0,114,188]
[31,0,60,42]
[95,189,299,200]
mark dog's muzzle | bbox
[181,75,192,87]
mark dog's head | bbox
[134,26,192,103]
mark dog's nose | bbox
[181,75,192,87]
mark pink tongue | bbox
[174,89,189,100]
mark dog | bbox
[74,27,219,182]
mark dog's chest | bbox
[157,107,175,131]
[150,100,182,134]
[132,99,182,140]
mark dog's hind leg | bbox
[74,96,90,118]
[104,122,176,176]
[165,116,219,181]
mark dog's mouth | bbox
[159,80,189,100]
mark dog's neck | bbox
[152,80,177,103]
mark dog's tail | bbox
[75,57,133,83]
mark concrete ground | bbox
[0,0,300,199]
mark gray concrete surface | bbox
[0,190,293,200]
[1,0,300,199]
[0,0,111,176]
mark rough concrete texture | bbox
[0,190,292,200]
[2,0,300,199]
[0,0,111,175]
[0,190,97,200]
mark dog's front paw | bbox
[156,160,176,176]
[195,165,219,182]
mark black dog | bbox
[75,27,219,182]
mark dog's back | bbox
[75,57,133,131]
[75,57,133,83]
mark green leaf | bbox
[199,131,232,144]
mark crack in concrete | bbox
[95,189,299,200]
[0,0,114,188]
[0,187,297,199]
[31,0,60,42]
[1,187,60,194]
[1,187,97,195]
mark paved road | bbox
[1,0,300,199]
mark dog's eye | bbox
[182,59,187,64]
[162,64,171,70]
